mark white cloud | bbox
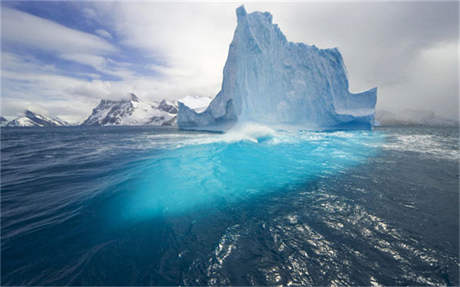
[95,29,113,39]
[82,7,98,21]
[2,51,57,74]
[0,7,141,122]
[1,52,108,123]
[96,2,237,100]
[1,7,116,55]
[60,53,107,70]
[57,53,134,79]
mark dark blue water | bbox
[1,126,458,285]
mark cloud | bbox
[2,51,57,74]
[60,53,107,71]
[58,53,135,79]
[82,7,98,22]
[95,29,113,39]
[95,2,237,99]
[1,52,110,123]
[1,7,116,55]
[0,6,146,122]
[382,41,458,118]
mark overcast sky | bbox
[1,1,458,123]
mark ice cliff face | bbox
[7,110,69,127]
[82,93,178,126]
[178,6,377,130]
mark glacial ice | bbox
[178,6,377,131]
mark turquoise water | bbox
[113,126,382,222]
[1,126,458,285]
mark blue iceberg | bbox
[178,6,377,131]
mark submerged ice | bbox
[114,128,382,221]
[178,6,377,130]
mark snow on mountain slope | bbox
[82,94,177,126]
[158,99,178,114]
[8,117,36,127]
[178,6,377,131]
[6,110,69,127]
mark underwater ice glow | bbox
[116,126,383,221]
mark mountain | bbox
[375,109,459,127]
[178,6,377,131]
[158,99,178,114]
[0,116,8,127]
[6,110,69,127]
[82,93,178,126]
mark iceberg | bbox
[178,6,377,131]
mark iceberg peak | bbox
[236,5,247,20]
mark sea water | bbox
[1,125,458,285]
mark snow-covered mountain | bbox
[375,110,459,127]
[158,99,178,114]
[82,93,178,126]
[0,116,8,127]
[178,6,377,131]
[6,110,69,127]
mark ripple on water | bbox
[1,126,457,285]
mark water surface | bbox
[1,126,458,285]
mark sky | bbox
[1,1,458,123]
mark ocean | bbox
[1,125,458,285]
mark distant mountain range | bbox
[2,95,456,128]
[2,94,211,127]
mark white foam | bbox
[380,134,459,161]
[222,123,276,143]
